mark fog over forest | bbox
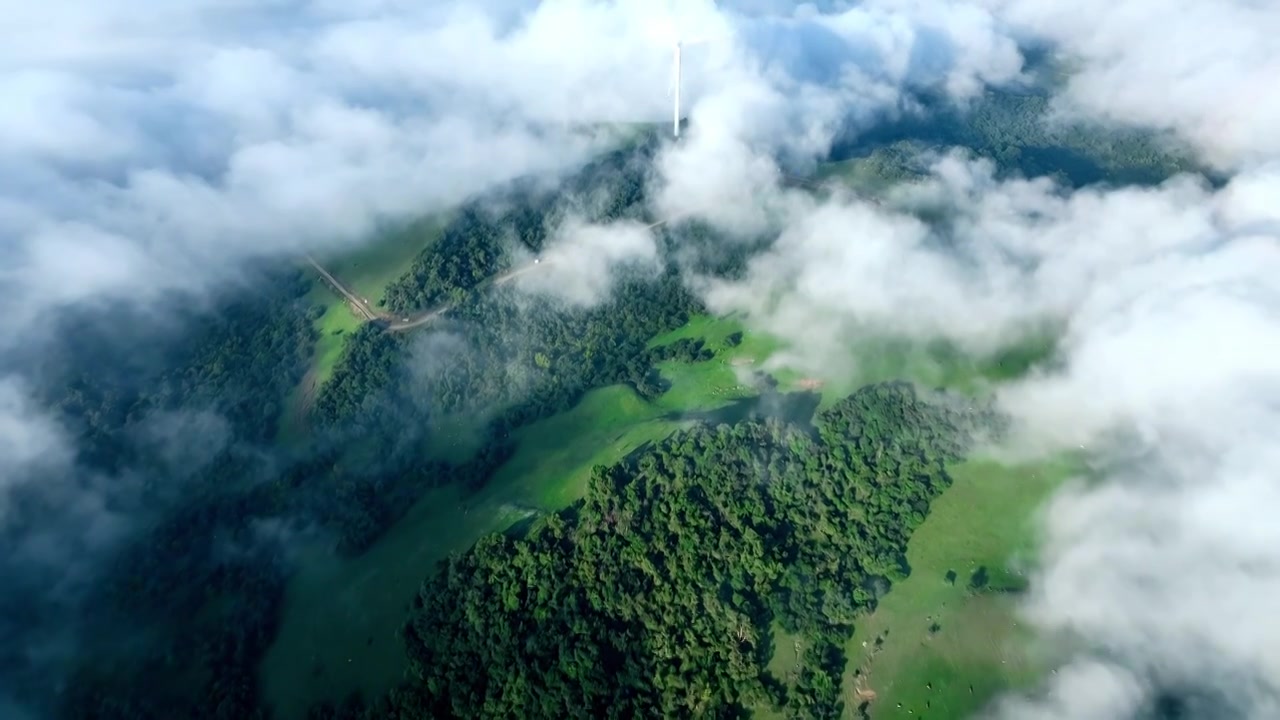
[2,1,1279,719]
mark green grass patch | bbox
[807,333,1059,407]
[321,215,448,307]
[264,311,1067,719]
[648,314,785,412]
[276,218,448,442]
[750,624,808,720]
[646,312,740,348]
[274,284,361,443]
[648,314,1058,413]
[262,370,731,718]
[484,386,679,510]
[260,482,512,720]
[766,624,807,682]
[840,455,1084,719]
[307,287,363,384]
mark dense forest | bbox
[381,135,660,316]
[380,207,510,313]
[2,93,1197,720]
[308,270,702,554]
[310,383,995,720]
[7,134,697,720]
[828,87,1200,190]
[3,271,317,720]
[32,269,316,467]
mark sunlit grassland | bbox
[274,284,362,443]
[276,218,446,442]
[306,286,364,382]
[261,332,767,719]
[655,314,1058,409]
[263,310,1067,719]
[841,455,1085,720]
[647,312,786,410]
[261,480,525,719]
[320,215,448,307]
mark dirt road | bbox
[309,176,851,334]
[305,255,379,323]
[311,212,692,334]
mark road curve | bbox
[382,258,548,331]
[348,213,689,333]
[305,255,379,323]
[311,175,857,334]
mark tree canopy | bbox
[325,383,992,720]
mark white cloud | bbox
[695,149,1280,714]
[662,8,1280,708]
[19,0,1280,716]
[515,218,661,307]
[0,378,69,514]
[651,0,1027,232]
[0,0,1036,345]
[984,0,1280,171]
[694,154,1262,372]
[983,660,1148,720]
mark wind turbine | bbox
[653,18,711,139]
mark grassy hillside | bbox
[841,456,1085,719]
[323,216,451,308]
[263,311,1068,718]
[276,217,447,441]
[262,321,778,718]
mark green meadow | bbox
[842,455,1084,719]
[750,456,1081,720]
[275,283,362,443]
[262,315,782,719]
[320,215,449,307]
[263,310,1069,720]
[276,217,447,441]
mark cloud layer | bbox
[3,3,1036,710]
[684,152,1280,720]
[515,218,661,307]
[986,0,1280,171]
[0,0,1038,343]
[8,0,1280,718]
[651,2,1280,716]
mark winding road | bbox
[305,255,380,322]
[310,213,693,333]
[308,172,844,333]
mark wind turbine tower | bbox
[654,12,714,139]
[670,36,709,138]
[672,40,682,138]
